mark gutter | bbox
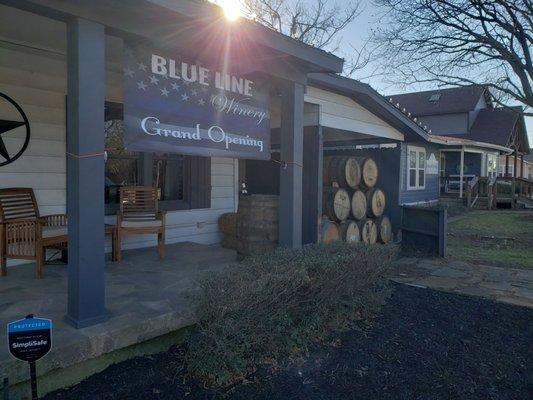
[427,134,513,154]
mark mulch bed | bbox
[44,284,532,400]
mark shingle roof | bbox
[465,108,520,146]
[388,85,487,116]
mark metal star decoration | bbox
[0,92,31,167]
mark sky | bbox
[213,0,532,144]
[335,0,532,145]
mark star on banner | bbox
[181,93,189,101]
[198,98,206,106]
[137,81,147,90]
[124,67,134,77]
[149,75,159,85]
[171,82,180,91]
[137,62,147,71]
[191,89,198,96]
[160,88,169,96]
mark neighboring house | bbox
[389,86,530,199]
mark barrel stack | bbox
[320,155,392,245]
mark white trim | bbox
[407,145,426,191]
[402,199,439,206]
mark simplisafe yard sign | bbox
[7,315,52,400]
[123,43,271,160]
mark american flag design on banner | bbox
[122,44,271,160]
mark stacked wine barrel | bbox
[321,155,392,245]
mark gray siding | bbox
[399,142,441,204]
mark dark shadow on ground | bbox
[44,283,532,400]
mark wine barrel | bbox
[351,189,367,220]
[356,157,378,189]
[323,187,351,222]
[358,218,377,244]
[236,195,279,256]
[366,188,386,218]
[340,220,360,243]
[376,215,392,244]
[218,212,237,236]
[319,219,341,244]
[323,156,361,189]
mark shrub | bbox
[186,242,397,386]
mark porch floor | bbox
[0,242,237,388]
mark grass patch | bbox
[448,211,533,269]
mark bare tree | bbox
[372,0,533,115]
[242,0,366,70]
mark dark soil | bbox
[44,284,532,400]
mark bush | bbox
[185,242,397,386]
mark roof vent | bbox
[429,93,441,102]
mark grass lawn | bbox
[447,210,533,269]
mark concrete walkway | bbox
[393,258,533,308]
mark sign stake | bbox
[29,361,38,400]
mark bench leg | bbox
[36,246,45,279]
[1,254,6,276]
[157,231,165,260]
[116,232,122,262]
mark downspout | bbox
[459,146,465,198]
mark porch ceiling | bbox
[0,242,236,389]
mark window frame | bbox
[407,145,426,190]
[104,101,211,215]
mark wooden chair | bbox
[0,188,68,278]
[116,186,166,261]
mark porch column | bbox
[459,147,464,198]
[65,18,107,328]
[505,155,509,177]
[520,154,524,178]
[279,80,305,248]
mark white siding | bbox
[0,34,238,266]
[305,86,404,140]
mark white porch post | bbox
[459,146,465,198]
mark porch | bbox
[0,242,236,390]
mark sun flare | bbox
[215,0,243,21]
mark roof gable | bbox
[464,108,519,146]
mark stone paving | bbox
[393,257,533,308]
[0,242,236,389]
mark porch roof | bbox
[4,0,344,77]
[308,73,430,142]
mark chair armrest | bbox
[42,214,68,227]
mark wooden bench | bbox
[116,186,166,261]
[0,188,68,278]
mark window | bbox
[486,154,497,178]
[407,146,426,190]
[104,102,211,215]
[429,93,441,102]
